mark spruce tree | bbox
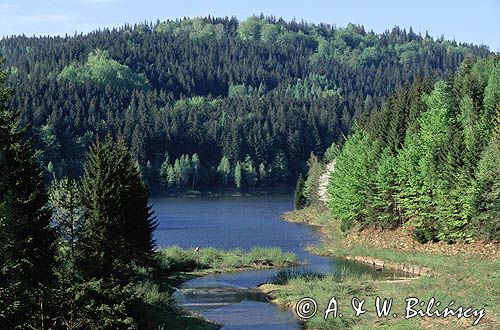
[294,174,307,210]
[217,156,231,185]
[159,154,170,186]
[234,161,243,189]
[472,123,500,241]
[191,153,201,189]
[48,177,85,328]
[70,136,158,328]
[0,62,56,328]
[173,158,182,187]
[242,155,257,187]
[372,149,400,228]
[327,128,380,231]
[167,164,175,188]
[303,153,323,205]
[79,136,157,282]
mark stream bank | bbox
[152,195,409,329]
[272,206,500,328]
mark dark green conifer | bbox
[294,174,307,210]
[79,136,157,282]
[0,61,56,328]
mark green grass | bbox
[262,271,376,329]
[271,207,500,329]
[272,267,326,285]
[156,245,298,273]
[150,246,299,330]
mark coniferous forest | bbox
[296,56,499,243]
[1,14,499,330]
[0,16,491,191]
[347,56,499,242]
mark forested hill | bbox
[300,56,499,243]
[0,16,491,189]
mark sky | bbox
[0,0,499,51]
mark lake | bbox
[151,195,402,329]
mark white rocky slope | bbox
[317,160,335,203]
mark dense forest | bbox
[1,14,498,330]
[0,15,491,190]
[297,56,499,243]
[0,62,169,328]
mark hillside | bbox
[0,16,491,190]
[283,55,499,329]
[297,55,499,243]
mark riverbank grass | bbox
[156,246,299,329]
[267,206,500,329]
[157,246,298,273]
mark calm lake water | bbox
[151,195,403,330]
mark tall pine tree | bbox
[79,136,157,282]
[0,60,56,328]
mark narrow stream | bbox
[152,195,406,329]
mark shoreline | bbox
[149,183,294,198]
[160,246,301,329]
[263,206,500,329]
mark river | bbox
[151,195,402,329]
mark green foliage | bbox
[323,56,500,243]
[237,16,264,41]
[38,123,62,175]
[294,174,307,210]
[472,131,500,240]
[48,177,88,328]
[311,24,474,69]
[191,153,201,189]
[482,64,500,141]
[45,136,162,329]
[237,16,317,47]
[3,16,489,186]
[228,84,249,97]
[166,164,175,188]
[217,155,232,185]
[289,74,339,100]
[0,63,56,328]
[460,94,481,173]
[49,177,84,261]
[58,49,150,91]
[163,153,211,191]
[234,160,243,189]
[260,23,281,43]
[155,18,225,41]
[323,143,340,164]
[69,279,136,329]
[396,40,421,65]
[242,155,258,187]
[303,153,323,205]
[159,153,170,186]
[156,246,297,272]
[258,162,267,184]
[327,128,380,231]
[364,79,431,154]
[79,136,157,282]
[269,151,289,182]
[372,149,401,228]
